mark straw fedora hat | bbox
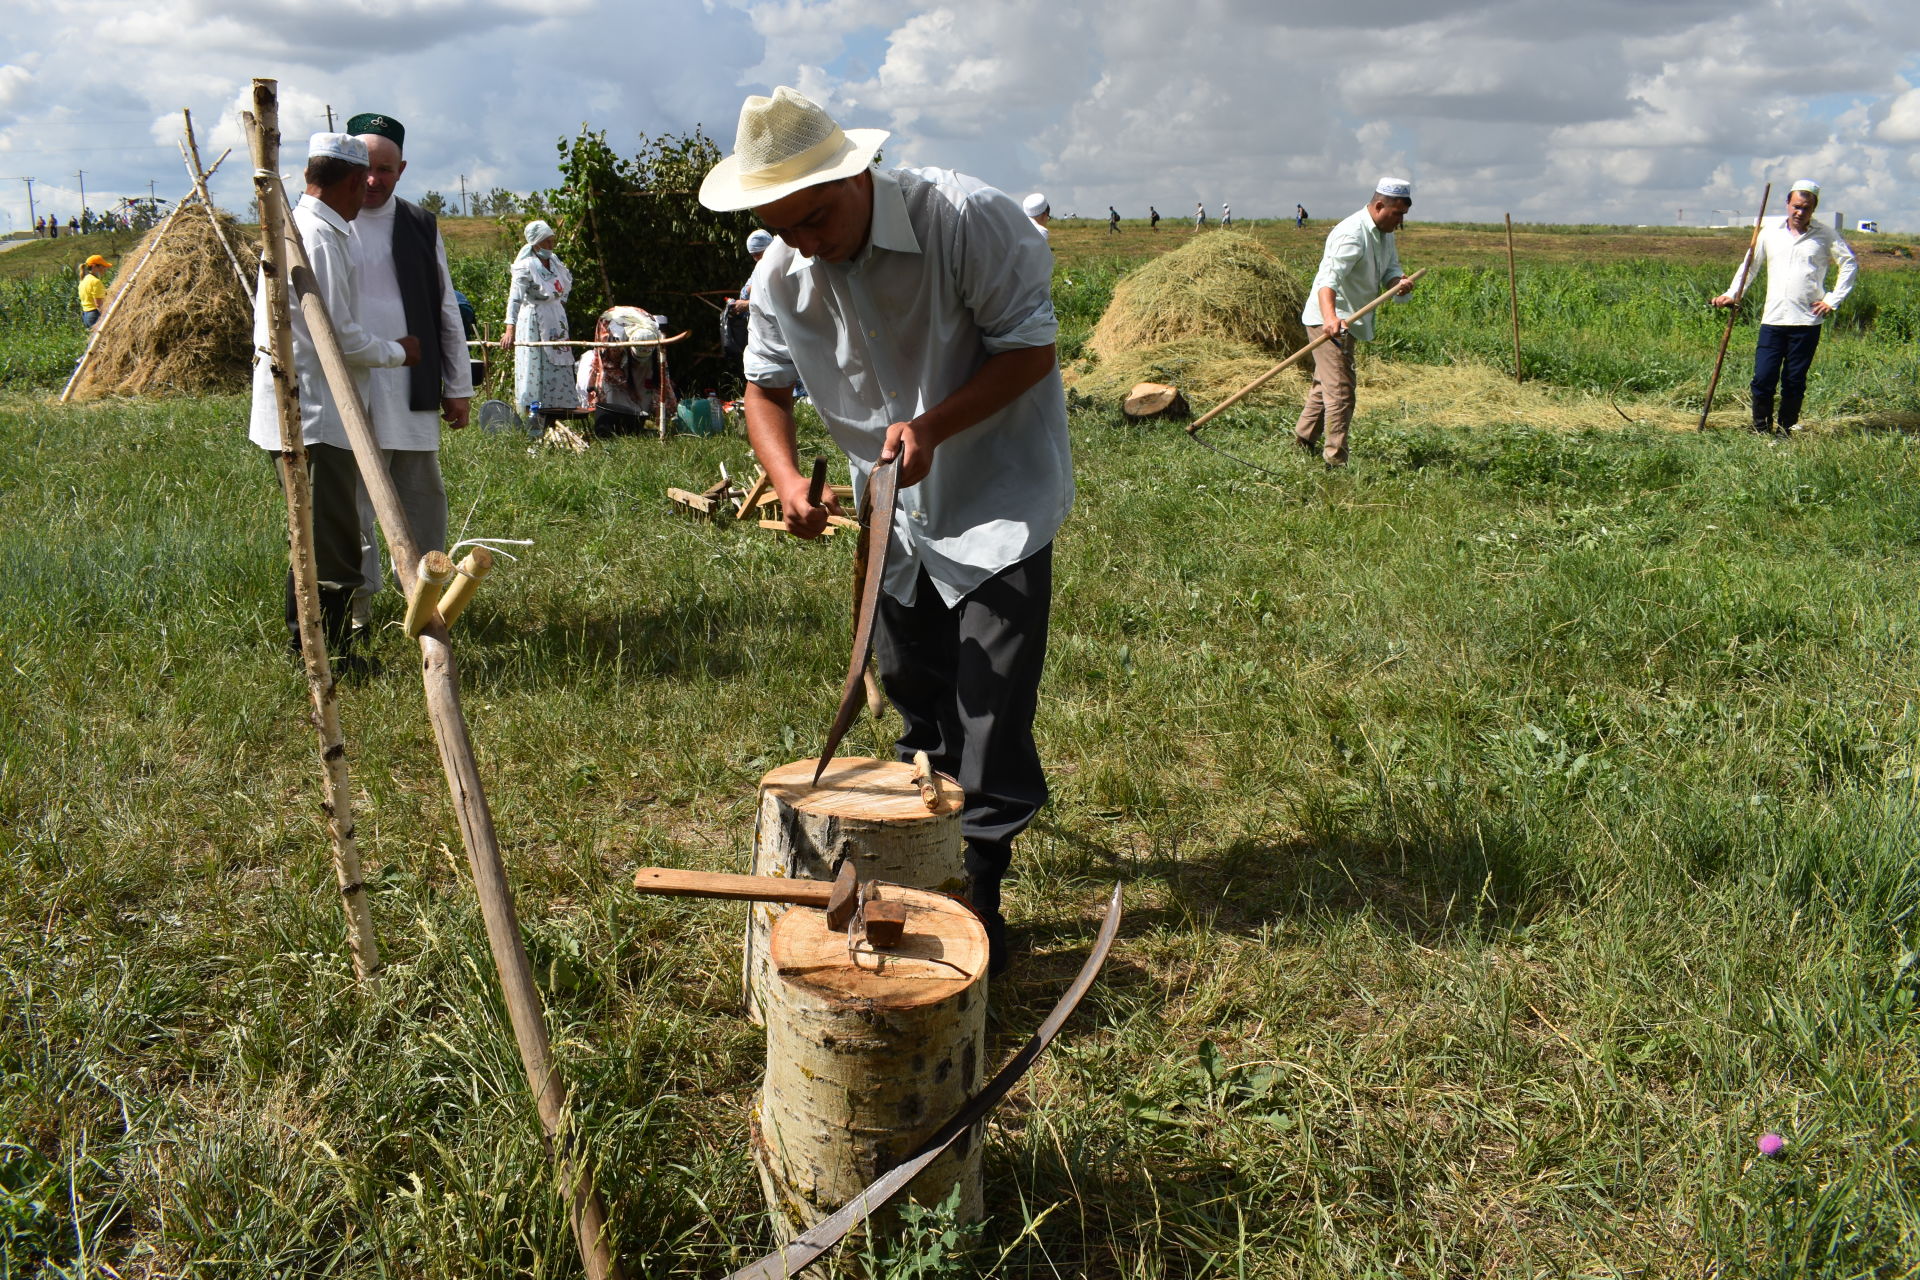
[699,87,889,212]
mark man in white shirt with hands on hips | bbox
[1296,177,1417,469]
[1712,178,1857,436]
[699,86,1071,976]
[347,111,474,624]
[248,132,421,661]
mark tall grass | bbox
[2,381,1918,1276]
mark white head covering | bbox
[698,86,889,211]
[1375,176,1413,201]
[1022,192,1049,218]
[518,219,556,262]
[308,132,368,165]
[1790,179,1821,195]
[746,228,775,254]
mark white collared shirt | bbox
[1301,206,1406,341]
[249,193,407,450]
[1728,216,1858,327]
[348,197,474,451]
[745,165,1072,608]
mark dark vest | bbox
[392,198,448,412]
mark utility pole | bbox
[148,178,157,203]
[75,170,86,216]
[326,104,335,130]
[16,176,33,228]
[458,173,469,217]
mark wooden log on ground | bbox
[744,757,964,1024]
[754,886,988,1243]
[1123,382,1189,419]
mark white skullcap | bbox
[1375,176,1413,200]
[308,132,369,165]
[1790,179,1821,195]
[746,229,774,254]
[1022,192,1050,218]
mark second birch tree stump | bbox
[745,757,965,1023]
[753,886,989,1241]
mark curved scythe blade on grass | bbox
[1182,269,1428,477]
[725,885,1124,1280]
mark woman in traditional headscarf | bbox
[499,220,578,415]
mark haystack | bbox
[67,209,257,400]
[1071,230,1310,410]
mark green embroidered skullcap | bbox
[347,113,405,148]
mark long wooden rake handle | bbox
[1699,184,1771,431]
[1188,268,1428,433]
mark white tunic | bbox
[348,198,474,451]
[249,194,407,449]
[1727,217,1858,327]
[1302,206,1406,342]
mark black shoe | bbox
[1295,436,1319,457]
[1750,417,1774,435]
[982,911,1011,977]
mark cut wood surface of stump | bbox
[1124,381,1189,419]
[754,886,988,1244]
[745,757,965,1024]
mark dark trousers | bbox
[873,545,1053,918]
[272,443,364,650]
[1751,323,1822,428]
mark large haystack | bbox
[1072,230,1311,411]
[68,209,256,400]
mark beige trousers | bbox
[1294,325,1356,465]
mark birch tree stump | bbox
[753,886,988,1242]
[745,756,964,1023]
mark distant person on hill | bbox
[1149,205,1160,231]
[67,216,77,235]
[1023,193,1051,237]
[1296,177,1417,468]
[77,254,112,328]
[1296,203,1308,228]
[500,219,578,417]
[1222,204,1232,228]
[1711,178,1857,436]
[1193,201,1206,231]
[699,86,1069,976]
[247,132,422,662]
[1108,205,1120,235]
[46,214,57,239]
[342,111,473,630]
[723,228,774,377]
[34,216,45,237]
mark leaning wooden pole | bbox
[1699,183,1771,431]
[58,195,189,402]
[248,76,624,1280]
[1188,268,1428,432]
[1504,213,1522,383]
[181,109,253,297]
[246,92,381,982]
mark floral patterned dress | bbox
[506,248,578,413]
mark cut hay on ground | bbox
[1357,360,1700,432]
[1071,230,1310,410]
[67,209,256,401]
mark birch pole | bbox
[1504,213,1522,383]
[245,93,380,982]
[181,109,253,296]
[248,76,624,1280]
[1699,184,1771,431]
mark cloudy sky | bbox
[3,0,1918,234]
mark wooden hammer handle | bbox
[632,866,834,906]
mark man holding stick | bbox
[248,133,420,657]
[700,86,1070,974]
[1711,179,1856,436]
[1296,178,1417,468]
[345,112,474,623]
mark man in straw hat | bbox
[1711,178,1856,436]
[700,85,1070,974]
[248,132,422,661]
[343,111,474,627]
[1296,177,1418,468]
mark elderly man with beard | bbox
[345,111,473,626]
[248,133,422,659]
[1712,178,1857,436]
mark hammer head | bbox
[823,859,859,931]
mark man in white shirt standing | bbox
[699,87,1070,974]
[347,112,474,616]
[1712,179,1857,436]
[1296,178,1418,468]
[248,133,421,658]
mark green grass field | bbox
[3,223,1919,1278]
